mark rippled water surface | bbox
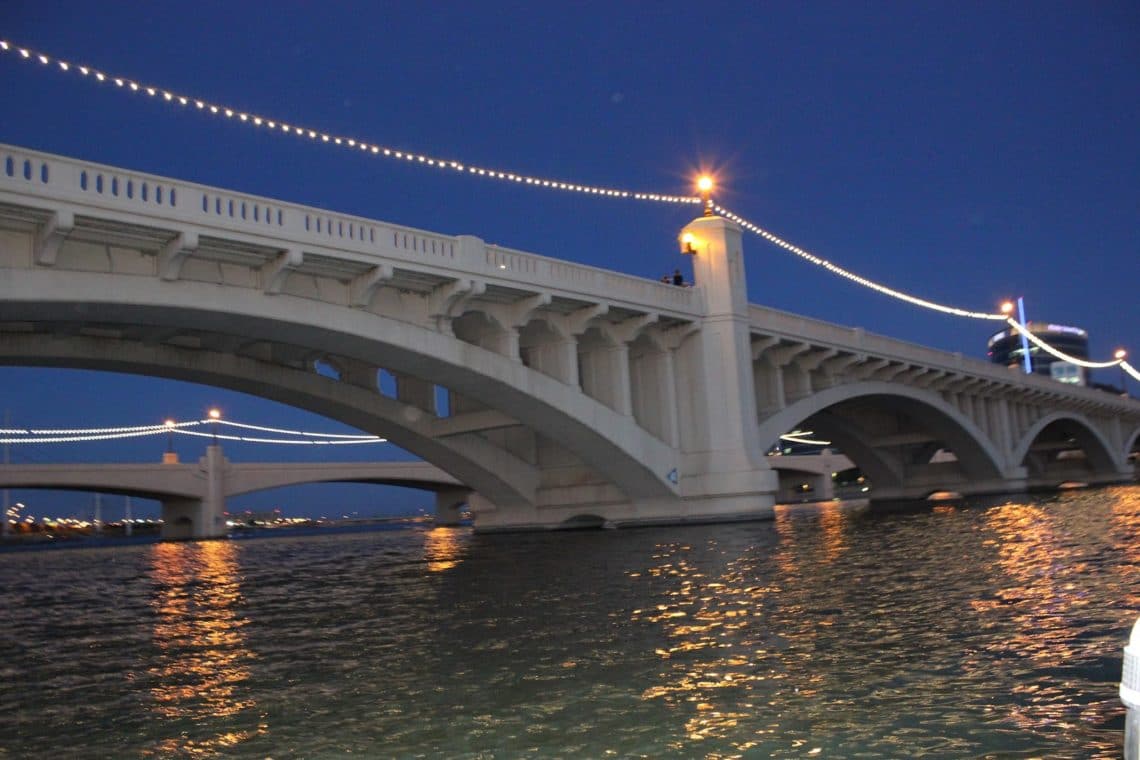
[2,486,1139,758]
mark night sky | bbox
[1,2,1137,519]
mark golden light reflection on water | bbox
[146,540,263,756]
[631,508,854,754]
[423,526,464,572]
[772,501,850,579]
[631,540,794,756]
[1110,486,1140,610]
[973,489,1135,741]
[628,492,1138,756]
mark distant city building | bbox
[987,322,1089,385]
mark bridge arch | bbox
[0,332,541,508]
[0,478,197,503]
[756,381,1007,498]
[223,463,462,498]
[0,266,678,511]
[1012,411,1126,483]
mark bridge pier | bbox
[675,214,778,520]
[434,487,470,525]
[160,445,227,540]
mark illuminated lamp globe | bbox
[696,175,714,194]
[1116,349,1127,361]
[1000,301,1015,315]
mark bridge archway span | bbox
[755,381,1007,490]
[223,463,463,498]
[0,269,679,505]
[1012,412,1124,476]
[0,332,539,509]
[0,479,194,503]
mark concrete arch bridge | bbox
[0,457,466,539]
[1,145,1137,534]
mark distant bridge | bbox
[0,454,466,538]
[1,145,1137,535]
[0,451,855,538]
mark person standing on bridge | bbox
[672,269,684,286]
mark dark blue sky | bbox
[1,2,1137,518]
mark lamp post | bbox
[697,175,714,217]
[163,419,178,464]
[1117,349,1129,397]
[208,408,221,444]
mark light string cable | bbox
[713,204,1138,374]
[0,38,1019,322]
[713,204,1008,321]
[0,40,699,206]
[779,431,832,446]
[170,429,383,445]
[1009,319,1140,381]
[0,418,387,445]
[212,419,384,439]
[2,39,1133,371]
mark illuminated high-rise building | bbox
[987,322,1089,385]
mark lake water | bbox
[2,486,1138,758]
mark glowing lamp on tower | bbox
[696,175,714,216]
[208,408,221,444]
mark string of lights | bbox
[779,432,833,446]
[1009,319,1139,381]
[1007,319,1120,369]
[0,40,698,206]
[714,204,1008,321]
[0,417,387,445]
[1,421,200,435]
[171,429,386,445]
[0,429,177,445]
[0,39,1133,379]
[213,419,384,439]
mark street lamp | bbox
[680,231,697,255]
[162,418,179,464]
[208,408,221,444]
[696,174,714,216]
[1116,349,1128,396]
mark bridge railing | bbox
[748,302,1138,402]
[0,144,701,317]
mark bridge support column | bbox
[434,488,471,526]
[676,215,777,517]
[159,444,228,540]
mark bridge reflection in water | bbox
[146,541,262,756]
